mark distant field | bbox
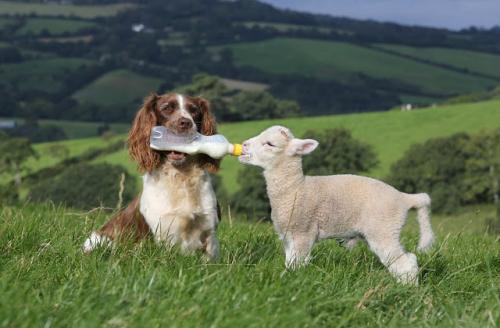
[28,99,500,194]
[223,38,497,96]
[220,78,269,92]
[0,17,15,30]
[38,35,93,44]
[38,119,129,140]
[376,44,500,79]
[0,1,135,18]
[26,135,124,174]
[16,18,98,36]
[0,58,95,94]
[72,69,163,107]
[239,21,333,34]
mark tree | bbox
[466,129,500,233]
[230,91,301,120]
[176,73,233,120]
[47,144,70,160]
[387,133,472,213]
[302,128,378,175]
[231,166,270,220]
[0,133,38,197]
[29,163,137,210]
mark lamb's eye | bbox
[265,141,275,147]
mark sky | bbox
[261,0,500,30]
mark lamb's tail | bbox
[405,193,435,252]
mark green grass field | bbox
[0,1,135,18]
[26,99,500,194]
[376,44,500,79]
[0,58,95,94]
[36,119,129,140]
[72,69,163,107]
[239,21,333,34]
[15,18,98,36]
[0,17,15,30]
[223,38,497,96]
[0,203,498,327]
[26,136,123,174]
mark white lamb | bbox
[238,126,435,284]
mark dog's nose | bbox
[178,118,193,130]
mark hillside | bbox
[28,99,500,194]
[1,0,500,125]
[223,37,499,96]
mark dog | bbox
[83,93,221,260]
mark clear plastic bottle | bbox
[150,126,242,159]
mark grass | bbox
[239,21,334,34]
[0,203,498,327]
[26,136,123,174]
[38,35,93,44]
[15,18,98,36]
[220,78,269,92]
[0,57,95,94]
[25,98,500,194]
[0,1,135,18]
[0,16,15,30]
[72,69,164,107]
[36,119,129,140]
[223,38,497,96]
[376,44,500,79]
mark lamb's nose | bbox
[242,141,250,152]
[178,118,193,130]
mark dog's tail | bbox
[405,193,435,252]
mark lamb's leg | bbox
[343,237,361,250]
[365,235,419,285]
[284,234,315,269]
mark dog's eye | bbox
[161,103,175,112]
[188,105,199,114]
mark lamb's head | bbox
[239,125,319,169]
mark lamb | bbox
[238,125,435,284]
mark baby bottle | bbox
[150,126,242,159]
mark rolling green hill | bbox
[223,38,498,96]
[72,69,163,107]
[29,99,500,194]
[15,18,98,36]
[375,44,500,79]
[0,58,95,94]
[0,1,135,18]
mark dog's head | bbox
[128,93,219,173]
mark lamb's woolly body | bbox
[242,125,435,284]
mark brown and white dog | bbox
[83,93,221,260]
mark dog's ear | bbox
[128,93,161,173]
[198,154,220,173]
[193,97,220,172]
[194,97,217,136]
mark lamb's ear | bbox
[286,139,319,156]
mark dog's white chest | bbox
[140,169,217,243]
